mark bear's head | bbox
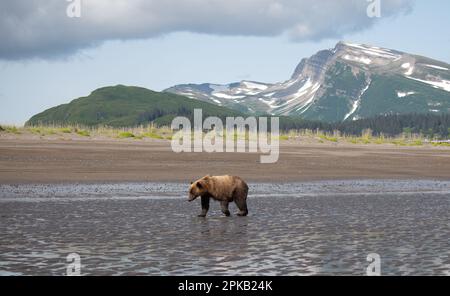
[188,175,210,201]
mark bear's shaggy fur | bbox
[188,175,249,217]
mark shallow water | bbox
[0,180,449,275]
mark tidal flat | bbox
[0,180,449,275]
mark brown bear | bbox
[188,175,249,217]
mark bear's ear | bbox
[196,181,203,189]
[190,181,193,185]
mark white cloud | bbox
[0,0,414,60]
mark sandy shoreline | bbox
[0,138,449,184]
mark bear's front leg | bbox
[220,201,231,216]
[198,195,210,217]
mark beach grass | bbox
[0,124,448,147]
[117,131,135,138]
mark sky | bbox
[1,0,450,125]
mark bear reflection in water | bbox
[188,175,249,217]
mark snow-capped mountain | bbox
[164,42,450,122]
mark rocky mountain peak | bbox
[165,41,450,122]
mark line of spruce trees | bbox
[278,113,450,138]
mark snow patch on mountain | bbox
[428,102,442,107]
[404,66,414,76]
[343,54,371,65]
[295,83,321,115]
[344,81,371,121]
[177,92,197,98]
[397,91,416,98]
[422,64,449,71]
[343,42,401,60]
[243,90,261,95]
[293,79,313,96]
[258,98,278,109]
[401,63,410,69]
[401,63,414,76]
[298,93,319,114]
[406,77,450,92]
[212,92,245,99]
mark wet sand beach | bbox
[0,138,450,183]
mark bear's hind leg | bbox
[234,197,248,216]
[233,186,248,216]
[198,196,210,217]
[220,201,231,216]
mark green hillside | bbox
[26,85,244,127]
[300,62,450,122]
[25,84,450,138]
[358,74,450,117]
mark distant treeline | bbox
[279,113,450,138]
